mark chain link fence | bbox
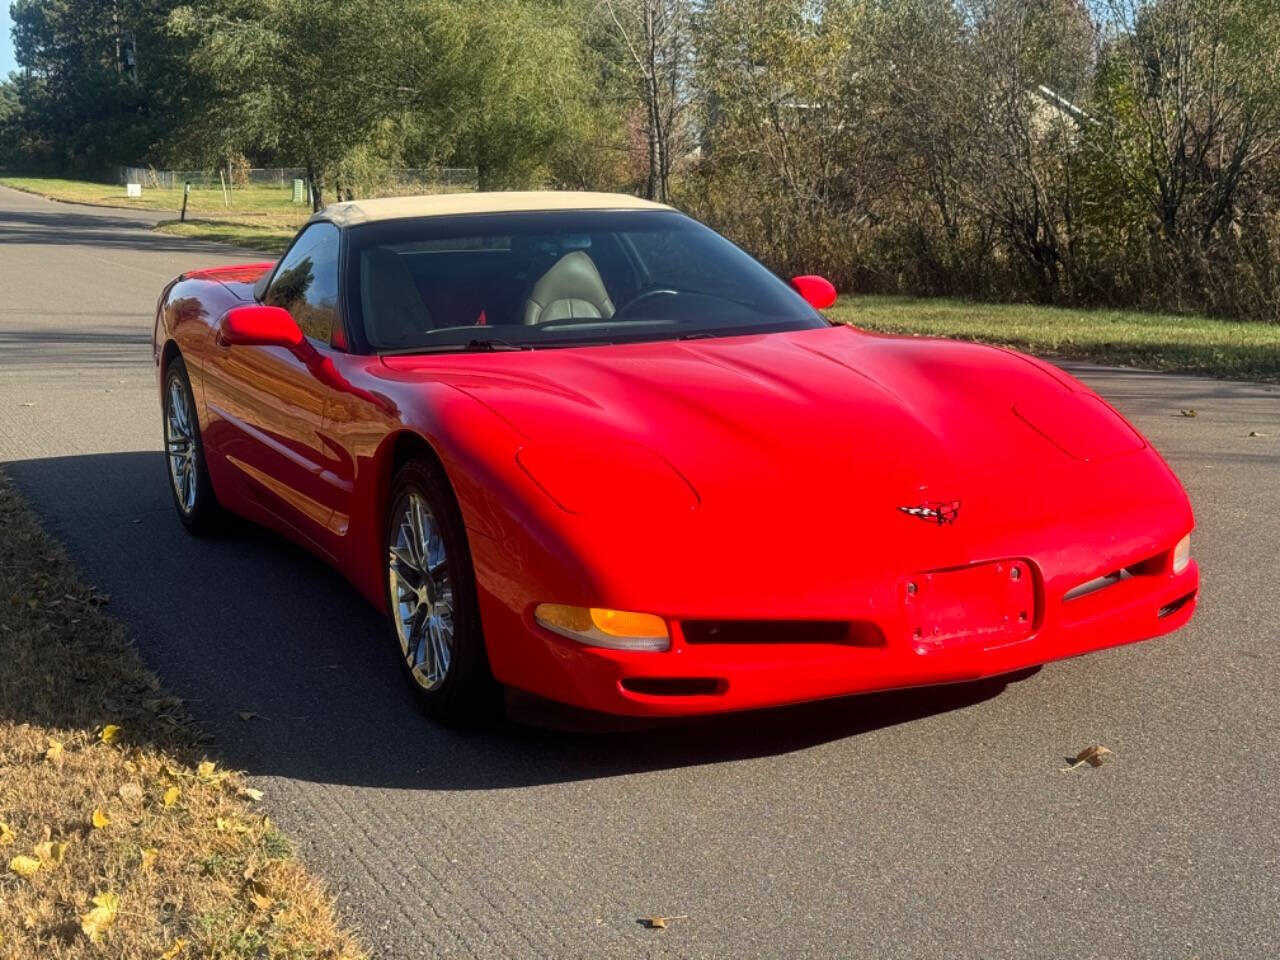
[116,165,478,194]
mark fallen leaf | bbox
[1063,745,1114,771]
[1248,431,1267,438]
[91,809,111,829]
[140,847,158,872]
[80,891,119,943]
[238,711,258,722]
[0,822,14,846]
[45,739,64,763]
[216,817,249,834]
[98,724,122,745]
[250,892,275,912]
[643,914,686,929]
[9,855,41,877]
[237,786,264,802]
[1179,409,1197,418]
[19,402,35,407]
[162,786,181,808]
[159,938,188,959]
[33,841,67,867]
[196,760,217,780]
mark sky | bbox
[1,5,14,78]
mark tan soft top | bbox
[312,191,672,227]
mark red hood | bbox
[381,326,1188,608]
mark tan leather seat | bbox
[523,251,615,325]
[361,248,432,347]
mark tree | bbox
[171,0,424,209]
[1096,0,1280,247]
[594,0,696,202]
[9,0,198,171]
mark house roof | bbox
[312,191,672,227]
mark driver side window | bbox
[266,223,340,343]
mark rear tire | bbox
[384,458,499,726]
[163,355,222,537]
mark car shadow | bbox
[1,451,1029,791]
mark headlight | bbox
[534,604,670,652]
[1172,534,1191,574]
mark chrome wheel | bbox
[165,376,197,514]
[388,492,455,691]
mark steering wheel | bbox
[613,287,681,318]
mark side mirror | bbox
[790,275,838,311]
[217,305,303,349]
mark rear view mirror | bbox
[790,275,838,310]
[217,305,304,349]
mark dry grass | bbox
[0,472,365,959]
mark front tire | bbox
[163,355,222,536]
[385,458,498,725]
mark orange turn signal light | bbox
[534,604,670,651]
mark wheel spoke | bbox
[389,490,456,693]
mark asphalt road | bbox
[2,184,1278,959]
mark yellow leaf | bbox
[216,817,249,834]
[162,786,181,808]
[80,891,119,943]
[159,939,188,960]
[33,841,67,867]
[196,760,217,780]
[98,724,122,744]
[0,822,14,846]
[238,786,264,802]
[140,847,158,872]
[91,808,111,829]
[249,892,274,912]
[9,855,41,877]
[45,739,63,763]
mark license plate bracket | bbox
[901,560,1035,654]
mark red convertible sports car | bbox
[153,192,1199,724]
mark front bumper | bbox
[481,553,1200,717]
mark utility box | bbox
[126,183,142,198]
[292,179,306,204]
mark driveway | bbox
[2,184,1278,958]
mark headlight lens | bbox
[1172,534,1191,574]
[534,604,670,651]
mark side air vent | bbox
[620,677,725,697]
[1063,552,1167,603]
[680,620,885,647]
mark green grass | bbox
[0,175,309,217]
[828,295,1280,382]
[154,218,298,254]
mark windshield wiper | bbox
[380,338,531,356]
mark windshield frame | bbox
[339,209,828,356]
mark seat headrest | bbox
[524,251,616,325]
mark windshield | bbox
[343,210,826,353]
